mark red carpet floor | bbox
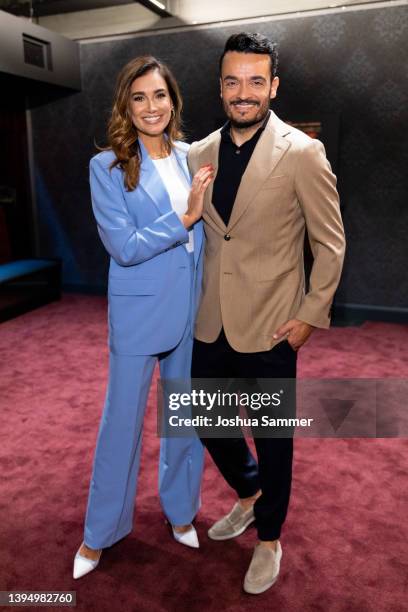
[0,295,407,612]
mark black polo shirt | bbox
[213,110,270,227]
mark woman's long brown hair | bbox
[106,56,184,191]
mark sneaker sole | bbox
[243,574,279,594]
[207,515,256,541]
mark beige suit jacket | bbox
[188,110,346,353]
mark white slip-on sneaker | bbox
[243,541,282,594]
[208,502,255,541]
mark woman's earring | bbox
[171,108,175,117]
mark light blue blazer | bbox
[90,139,204,356]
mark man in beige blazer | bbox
[188,32,345,594]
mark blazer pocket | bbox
[260,175,288,190]
[109,278,157,295]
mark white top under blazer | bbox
[152,151,194,253]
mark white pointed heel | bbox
[170,523,200,548]
[73,545,102,579]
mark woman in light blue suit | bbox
[73,56,214,578]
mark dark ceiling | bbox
[0,0,170,17]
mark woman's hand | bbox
[182,164,214,228]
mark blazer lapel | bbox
[199,131,227,232]
[227,113,291,232]
[138,139,172,216]
[192,221,204,267]
[173,144,191,186]
[173,143,204,267]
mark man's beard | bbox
[224,97,270,129]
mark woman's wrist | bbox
[182,213,197,229]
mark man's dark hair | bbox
[219,32,278,79]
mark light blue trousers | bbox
[83,254,204,549]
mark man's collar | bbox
[220,109,271,141]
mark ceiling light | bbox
[148,0,166,10]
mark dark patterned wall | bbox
[31,5,408,308]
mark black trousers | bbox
[192,328,297,541]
